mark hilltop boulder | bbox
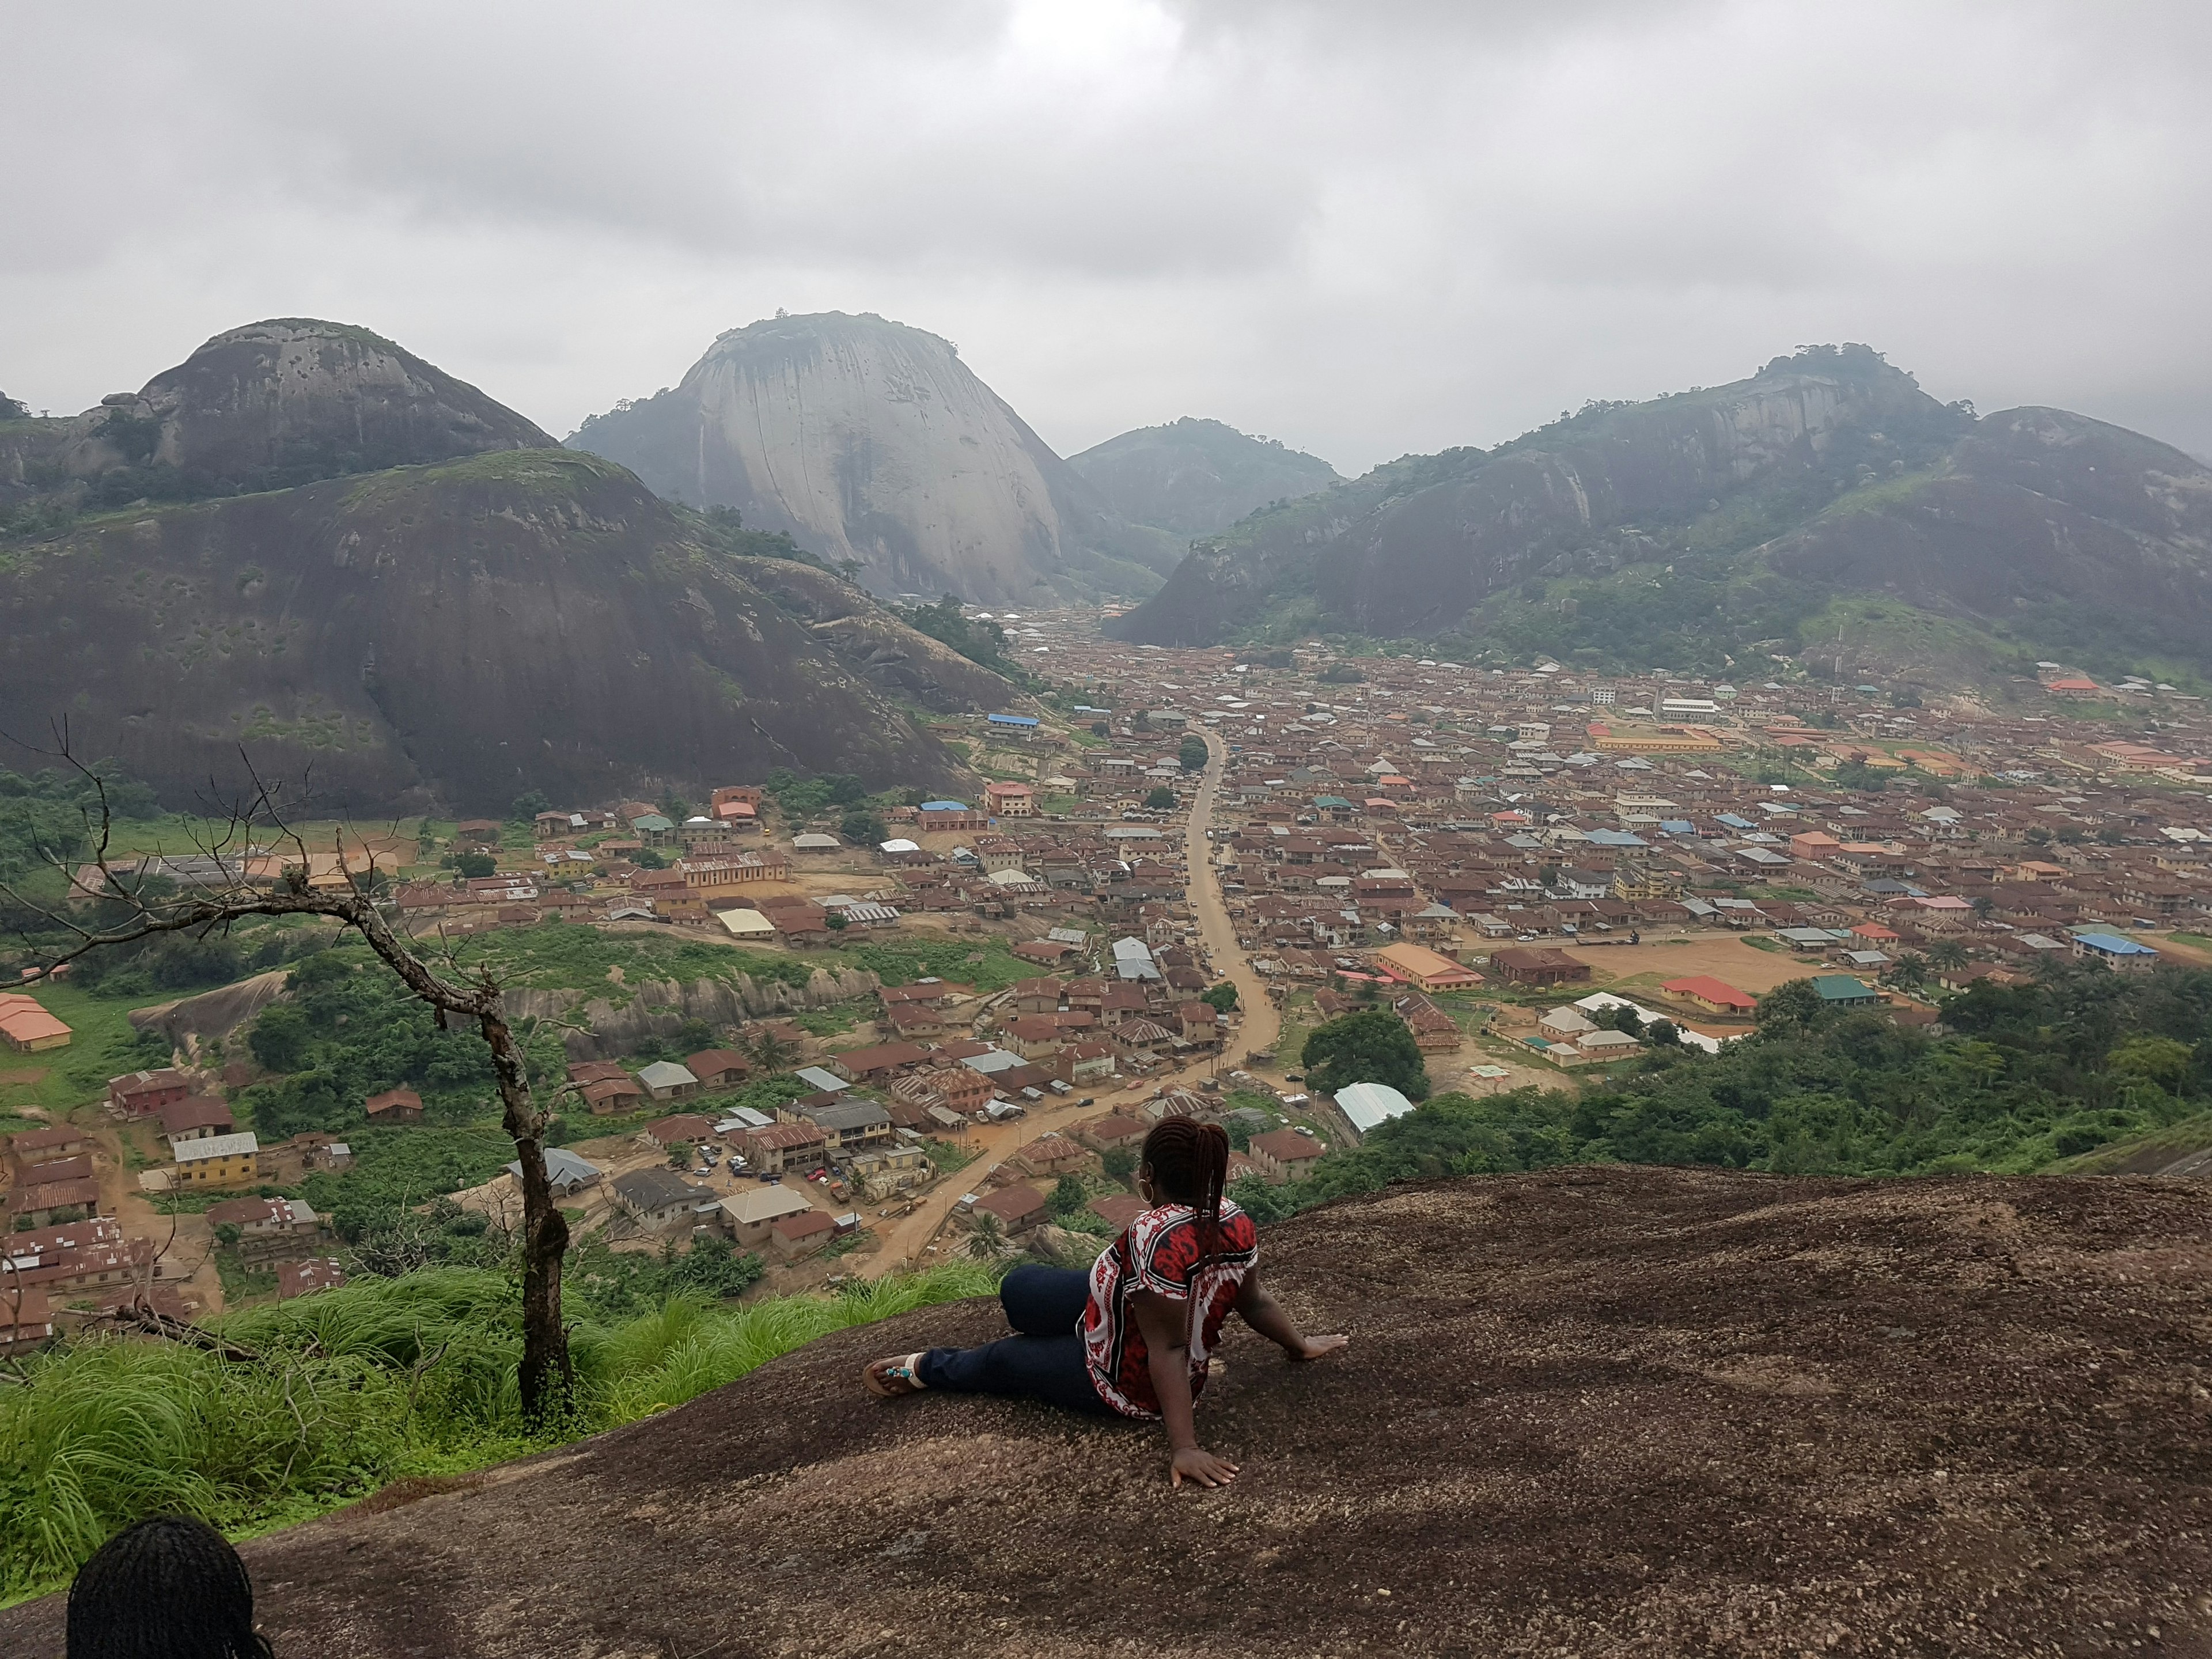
[5,1165,2202,1656]
[60,318,557,495]
[568,312,1175,604]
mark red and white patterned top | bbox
[1083,1200,1260,1419]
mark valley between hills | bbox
[1,315,2209,1649]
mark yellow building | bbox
[1589,725,1724,754]
[1373,942,1485,991]
[171,1131,266,1191]
[0,992,72,1052]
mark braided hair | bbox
[67,1516,275,1659]
[1141,1116,1232,1350]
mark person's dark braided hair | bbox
[67,1516,275,1659]
[1141,1116,1232,1350]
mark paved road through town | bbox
[858,726,1276,1278]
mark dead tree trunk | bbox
[0,751,577,1419]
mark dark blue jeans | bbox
[917,1264,1114,1416]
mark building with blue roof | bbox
[987,713,1040,728]
[2072,932,2161,971]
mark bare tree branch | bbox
[0,736,576,1416]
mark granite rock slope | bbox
[5,1164,2203,1657]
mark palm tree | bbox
[1927,939,1968,972]
[967,1211,1005,1261]
[1888,952,1930,989]
[743,1025,799,1074]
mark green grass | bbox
[0,1260,1000,1605]
[2040,1111,2212,1176]
[213,1248,279,1305]
[925,1137,979,1173]
[2166,933,2212,951]
[0,982,171,1113]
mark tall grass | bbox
[0,1261,997,1605]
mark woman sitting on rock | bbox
[865,1117,1347,1487]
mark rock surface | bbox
[7,1165,2206,1657]
[62,319,557,493]
[506,967,882,1060]
[567,312,1173,604]
[0,446,993,810]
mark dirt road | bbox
[859,731,1278,1277]
[1188,725,1281,1061]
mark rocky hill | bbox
[1067,415,1341,556]
[6,1165,2203,1656]
[1109,346,2212,685]
[0,321,1008,811]
[567,312,1177,605]
[32,319,557,503]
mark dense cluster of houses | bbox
[991,616,2210,1006]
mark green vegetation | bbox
[763,767,870,821]
[0,762,162,884]
[237,951,566,1138]
[0,1262,998,1605]
[1300,1009,1430,1101]
[835,934,1032,991]
[892,596,1020,676]
[1202,982,1239,1013]
[1178,734,1209,772]
[1143,786,1177,811]
[1238,964,2212,1224]
[925,1137,979,1173]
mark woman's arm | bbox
[1128,1289,1239,1488]
[1234,1268,1349,1362]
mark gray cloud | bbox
[3,0,2208,471]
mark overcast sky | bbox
[6,1,2209,472]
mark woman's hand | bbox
[1171,1446,1240,1489]
[1288,1333,1349,1362]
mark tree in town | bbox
[1143,786,1177,811]
[967,1211,1006,1260]
[1178,735,1208,773]
[743,1024,800,1074]
[1755,978,1826,1035]
[1201,981,1238,1013]
[1101,1146,1138,1185]
[1300,1008,1430,1101]
[1927,939,1969,972]
[1050,1173,1088,1217]
[0,749,578,1420]
[453,850,496,879]
[510,790,551,822]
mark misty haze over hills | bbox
[9,313,2212,816]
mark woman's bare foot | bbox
[863,1353,929,1397]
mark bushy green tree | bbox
[1178,735,1208,772]
[1301,1009,1430,1101]
[1050,1174,1087,1217]
[1143,786,1177,811]
[1201,982,1238,1013]
[454,851,496,879]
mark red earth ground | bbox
[5,1164,2209,1657]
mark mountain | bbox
[60,319,556,498]
[1067,415,1340,539]
[0,322,1008,811]
[566,312,1175,605]
[1109,346,2212,686]
[4,1165,2199,1656]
